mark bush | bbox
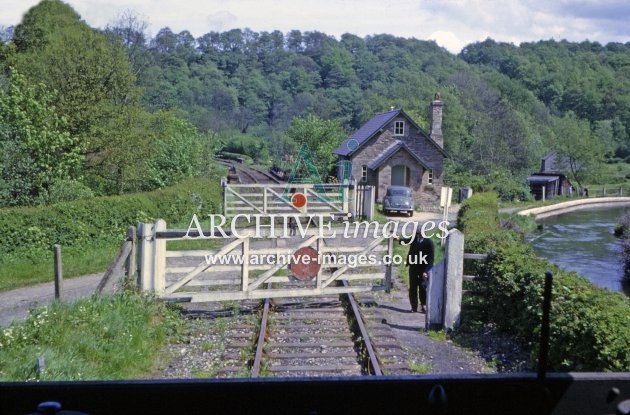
[43,179,94,204]
[0,178,222,256]
[458,193,630,371]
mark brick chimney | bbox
[429,93,443,148]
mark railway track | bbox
[251,294,380,377]
[162,157,410,378]
[215,158,282,184]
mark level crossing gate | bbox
[223,183,353,217]
[137,219,393,302]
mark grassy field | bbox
[0,219,222,292]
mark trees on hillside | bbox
[2,0,629,205]
[0,0,215,205]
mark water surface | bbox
[529,206,629,295]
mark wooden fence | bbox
[137,219,393,302]
[94,226,137,295]
[224,183,351,217]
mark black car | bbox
[383,185,414,216]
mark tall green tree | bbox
[553,112,604,190]
[0,70,83,206]
[284,114,344,179]
[11,0,141,191]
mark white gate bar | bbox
[165,237,244,294]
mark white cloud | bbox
[429,31,467,54]
[206,11,238,32]
[0,0,628,53]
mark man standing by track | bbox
[399,230,435,313]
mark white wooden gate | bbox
[223,183,352,217]
[138,219,392,302]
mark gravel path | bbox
[0,273,104,327]
[357,274,493,375]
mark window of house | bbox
[427,169,434,185]
[394,121,404,136]
[361,165,368,182]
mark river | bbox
[529,205,630,295]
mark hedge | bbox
[0,178,222,256]
[458,193,630,371]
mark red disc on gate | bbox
[291,192,307,209]
[290,246,320,281]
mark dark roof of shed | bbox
[367,141,430,170]
[333,108,447,157]
[527,175,560,184]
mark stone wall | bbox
[348,114,444,207]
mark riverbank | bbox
[459,193,630,372]
[517,197,630,219]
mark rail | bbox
[251,288,271,378]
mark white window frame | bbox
[394,121,404,136]
[361,165,368,182]
[427,169,434,185]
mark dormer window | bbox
[394,121,404,136]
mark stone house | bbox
[333,97,447,208]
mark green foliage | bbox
[0,290,184,380]
[145,112,214,188]
[0,178,221,256]
[458,193,630,371]
[284,113,345,178]
[0,70,83,206]
[446,164,531,202]
[13,0,139,139]
[220,130,269,163]
[553,111,605,189]
[43,179,94,204]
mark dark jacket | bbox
[404,236,434,273]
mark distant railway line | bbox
[215,158,282,185]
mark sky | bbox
[1,0,629,54]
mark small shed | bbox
[527,151,573,200]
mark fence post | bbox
[426,259,445,330]
[443,230,464,329]
[221,177,227,216]
[385,235,393,292]
[53,244,63,300]
[138,222,155,293]
[126,226,137,278]
[241,238,249,292]
[153,219,167,295]
[342,185,349,215]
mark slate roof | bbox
[333,108,447,157]
[367,141,430,170]
[334,109,399,156]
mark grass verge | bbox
[0,242,120,291]
[0,289,184,380]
